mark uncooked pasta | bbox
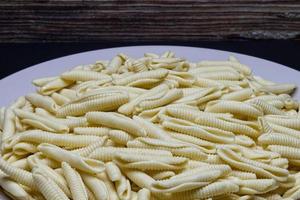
[0,51,299,200]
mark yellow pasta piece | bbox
[39,78,73,95]
[38,143,105,174]
[51,92,71,106]
[258,133,300,148]
[229,170,257,180]
[97,172,120,200]
[73,127,110,136]
[147,171,175,180]
[32,76,58,87]
[27,152,60,169]
[62,162,88,200]
[237,179,278,195]
[108,130,134,145]
[1,108,16,143]
[221,88,253,101]
[265,116,300,130]
[106,55,124,74]
[86,111,146,137]
[259,83,296,95]
[13,142,37,156]
[198,60,251,75]
[249,99,285,115]
[137,188,151,200]
[267,145,300,160]
[71,136,108,157]
[61,70,112,82]
[106,161,122,182]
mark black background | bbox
[0,41,299,80]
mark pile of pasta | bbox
[1,51,300,200]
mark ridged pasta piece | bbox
[34,164,71,198]
[124,169,156,190]
[106,162,122,182]
[59,89,78,100]
[265,116,300,130]
[38,143,105,174]
[147,170,175,180]
[0,169,34,200]
[18,130,103,148]
[168,132,216,153]
[86,111,146,137]
[89,147,172,161]
[248,99,285,115]
[73,127,110,137]
[118,84,169,115]
[267,145,300,160]
[57,93,129,117]
[136,89,183,112]
[38,78,73,95]
[149,58,188,71]
[258,133,300,148]
[235,135,255,147]
[137,188,151,200]
[14,109,69,133]
[97,172,120,200]
[32,168,69,200]
[167,71,194,86]
[61,70,112,82]
[81,172,108,200]
[259,83,296,94]
[237,179,278,195]
[51,92,70,105]
[127,137,207,160]
[108,130,134,145]
[205,100,263,119]
[168,180,239,200]
[133,116,172,140]
[270,158,289,169]
[0,106,6,130]
[1,108,16,144]
[198,60,251,75]
[217,147,289,182]
[229,170,257,180]
[221,88,253,101]
[10,158,29,170]
[258,117,273,134]
[0,158,35,189]
[113,69,168,87]
[32,76,58,87]
[114,152,188,170]
[196,70,242,81]
[27,152,60,169]
[106,55,124,74]
[62,162,88,200]
[138,106,167,123]
[71,136,108,157]
[161,118,235,143]
[151,169,221,193]
[26,93,59,113]
[268,123,300,139]
[13,142,37,156]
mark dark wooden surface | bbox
[1,0,300,42]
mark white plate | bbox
[0,45,299,199]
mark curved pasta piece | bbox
[32,76,58,87]
[106,162,122,182]
[237,179,278,195]
[81,172,108,200]
[217,147,289,182]
[13,142,37,156]
[57,93,129,117]
[267,145,300,160]
[198,60,251,75]
[265,116,300,130]
[106,55,124,74]
[221,88,253,101]
[32,169,69,200]
[136,89,183,112]
[73,127,110,137]
[27,153,60,169]
[127,137,207,160]
[34,165,71,198]
[62,162,88,200]
[258,132,300,148]
[196,70,242,81]
[149,57,188,71]
[89,147,172,161]
[161,118,235,143]
[39,78,73,95]
[118,84,169,115]
[97,172,120,200]
[51,92,70,106]
[259,83,296,95]
[2,108,16,142]
[124,169,156,190]
[229,170,257,180]
[148,171,176,180]
[108,130,134,145]
[19,130,103,148]
[10,158,29,170]
[248,99,285,115]
[151,169,221,193]
[71,136,108,157]
[61,70,112,82]
[133,116,172,140]
[205,100,263,119]
[114,152,188,170]
[14,109,69,133]
[0,158,35,189]
[0,169,34,200]
[26,93,59,113]
[86,111,146,137]
[137,188,151,200]
[169,180,239,200]
[235,135,255,147]
[38,143,105,174]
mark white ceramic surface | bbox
[0,45,299,199]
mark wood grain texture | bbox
[1,0,300,42]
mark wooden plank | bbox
[0,0,299,42]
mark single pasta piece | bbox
[81,172,108,200]
[86,111,146,137]
[73,127,110,137]
[137,188,151,200]
[32,76,58,87]
[38,143,105,174]
[32,168,69,200]
[62,162,88,200]
[267,145,300,160]
[71,136,108,157]
[38,78,73,95]
[61,70,112,82]
[108,130,134,145]
[1,108,16,142]
[25,93,59,113]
